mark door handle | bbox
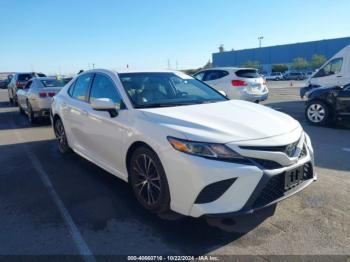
[337,76,342,78]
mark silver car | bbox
[17,77,66,124]
[193,68,269,103]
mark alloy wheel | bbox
[132,154,162,206]
[307,103,326,123]
[54,119,70,153]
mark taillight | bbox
[231,80,248,87]
[16,81,23,88]
[48,92,56,97]
[39,92,47,98]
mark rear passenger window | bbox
[71,74,92,101]
[204,70,229,81]
[235,69,260,78]
[90,74,121,104]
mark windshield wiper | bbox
[135,100,222,109]
[135,103,184,109]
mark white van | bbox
[301,45,350,97]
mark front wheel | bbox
[305,101,331,126]
[54,118,71,154]
[129,146,170,214]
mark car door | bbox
[83,73,128,176]
[63,73,94,154]
[311,58,344,87]
[18,80,32,110]
[336,85,350,117]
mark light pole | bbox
[258,36,264,48]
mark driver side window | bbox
[89,74,122,104]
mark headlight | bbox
[167,137,244,160]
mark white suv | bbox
[51,69,315,217]
[193,67,269,103]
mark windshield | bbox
[118,72,227,108]
[41,79,66,87]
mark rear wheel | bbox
[54,118,71,154]
[305,101,331,126]
[26,101,36,124]
[13,95,18,106]
[129,146,170,214]
[8,90,13,104]
[18,103,24,114]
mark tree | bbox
[311,54,327,70]
[242,60,262,71]
[272,64,289,73]
[292,57,309,71]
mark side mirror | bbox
[91,98,120,118]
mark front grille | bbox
[251,158,283,170]
[252,163,313,208]
[240,138,301,157]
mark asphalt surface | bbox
[0,83,349,258]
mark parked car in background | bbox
[51,69,315,217]
[62,77,73,84]
[283,72,305,81]
[17,77,65,124]
[305,84,350,126]
[193,67,269,103]
[266,72,284,81]
[305,71,314,79]
[301,45,350,98]
[8,72,46,105]
[0,79,10,89]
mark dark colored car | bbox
[284,72,305,81]
[305,84,350,126]
[0,79,10,89]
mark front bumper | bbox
[159,131,315,218]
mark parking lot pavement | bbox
[0,88,349,257]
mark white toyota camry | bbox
[51,69,316,217]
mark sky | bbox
[0,0,349,75]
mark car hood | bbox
[140,100,301,143]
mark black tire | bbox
[8,90,13,104]
[129,146,170,214]
[13,95,18,106]
[305,101,331,126]
[26,101,36,124]
[18,103,24,114]
[54,117,71,154]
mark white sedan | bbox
[51,69,316,217]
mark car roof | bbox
[197,67,257,72]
